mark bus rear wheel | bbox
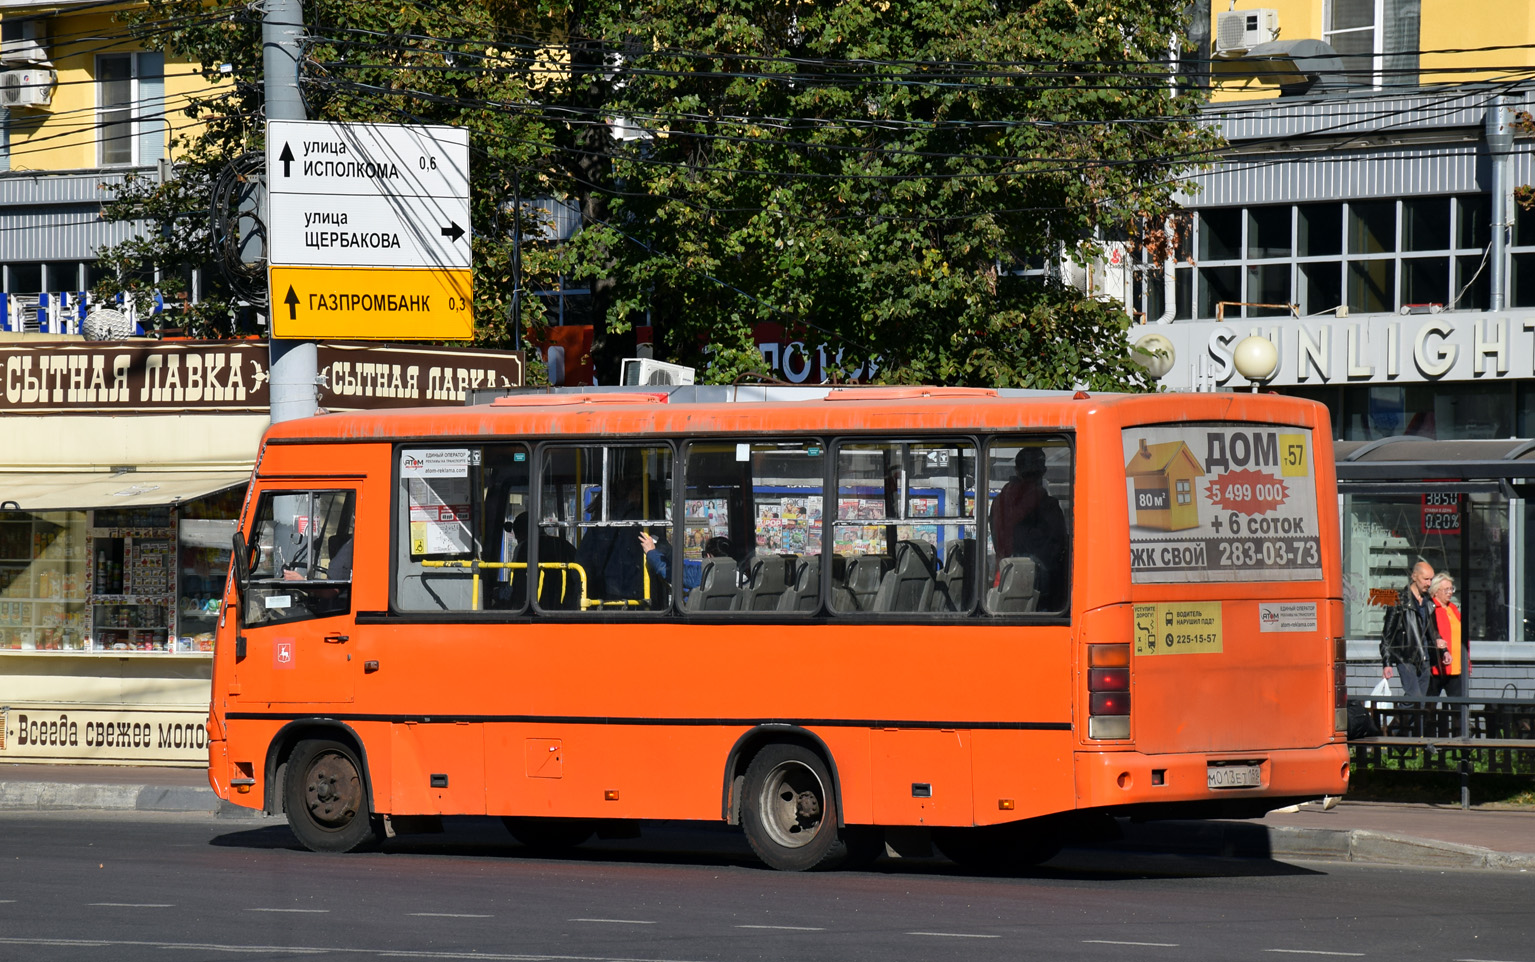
[285,738,380,854]
[741,744,849,871]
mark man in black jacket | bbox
[1380,560,1437,697]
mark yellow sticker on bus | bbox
[1134,602,1223,655]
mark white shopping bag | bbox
[1369,676,1394,711]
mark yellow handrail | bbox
[419,557,650,610]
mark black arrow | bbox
[278,142,294,177]
[284,285,299,320]
[440,222,465,243]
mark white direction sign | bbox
[267,120,470,270]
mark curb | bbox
[0,780,227,814]
[1114,819,1535,871]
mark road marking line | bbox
[410,913,493,918]
[1083,940,1180,947]
[1454,959,1530,962]
[569,919,657,925]
[908,932,1001,939]
[1265,951,1366,957]
[88,903,173,908]
[248,908,331,913]
[735,925,826,931]
[0,935,717,960]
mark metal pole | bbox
[1487,95,1512,313]
[263,0,314,424]
[510,168,522,351]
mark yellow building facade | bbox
[1212,0,1535,101]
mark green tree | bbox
[99,0,1217,389]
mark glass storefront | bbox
[1342,490,1510,645]
[0,490,241,653]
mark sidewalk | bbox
[3,763,1532,870]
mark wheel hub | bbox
[305,753,360,827]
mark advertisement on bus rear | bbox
[1124,424,1321,583]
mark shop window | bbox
[1342,491,1507,645]
[1343,384,1511,441]
[240,490,354,627]
[0,511,87,651]
[830,439,979,616]
[680,439,824,615]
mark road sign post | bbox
[266,120,472,341]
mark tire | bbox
[932,823,1062,874]
[740,743,849,871]
[284,738,380,854]
[501,816,595,854]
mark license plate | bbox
[1207,764,1262,789]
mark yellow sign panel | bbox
[1278,432,1310,478]
[270,266,473,340]
[1133,602,1224,656]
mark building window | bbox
[1324,0,1383,88]
[1147,196,1493,321]
[97,53,164,167]
[1175,479,1191,505]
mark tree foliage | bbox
[100,0,1218,388]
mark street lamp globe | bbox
[1232,335,1279,386]
[1131,332,1176,380]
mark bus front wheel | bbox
[741,743,848,871]
[285,738,380,854]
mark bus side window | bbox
[240,490,354,627]
[830,439,977,616]
[539,444,674,613]
[394,444,530,613]
[983,438,1072,615]
[680,439,824,615]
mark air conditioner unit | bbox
[0,19,48,64]
[1214,8,1280,57]
[621,358,695,386]
[0,68,55,108]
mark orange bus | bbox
[208,387,1350,870]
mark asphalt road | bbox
[0,811,1531,962]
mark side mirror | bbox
[230,531,250,610]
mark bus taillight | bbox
[1333,635,1348,732]
[1087,644,1131,740]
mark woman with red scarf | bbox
[1428,573,1468,698]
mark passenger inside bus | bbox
[988,448,1067,610]
[574,477,662,604]
[504,511,578,609]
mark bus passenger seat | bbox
[930,538,976,612]
[777,555,822,612]
[873,540,938,612]
[686,557,740,611]
[986,556,1040,613]
[836,554,889,611]
[737,555,792,610]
